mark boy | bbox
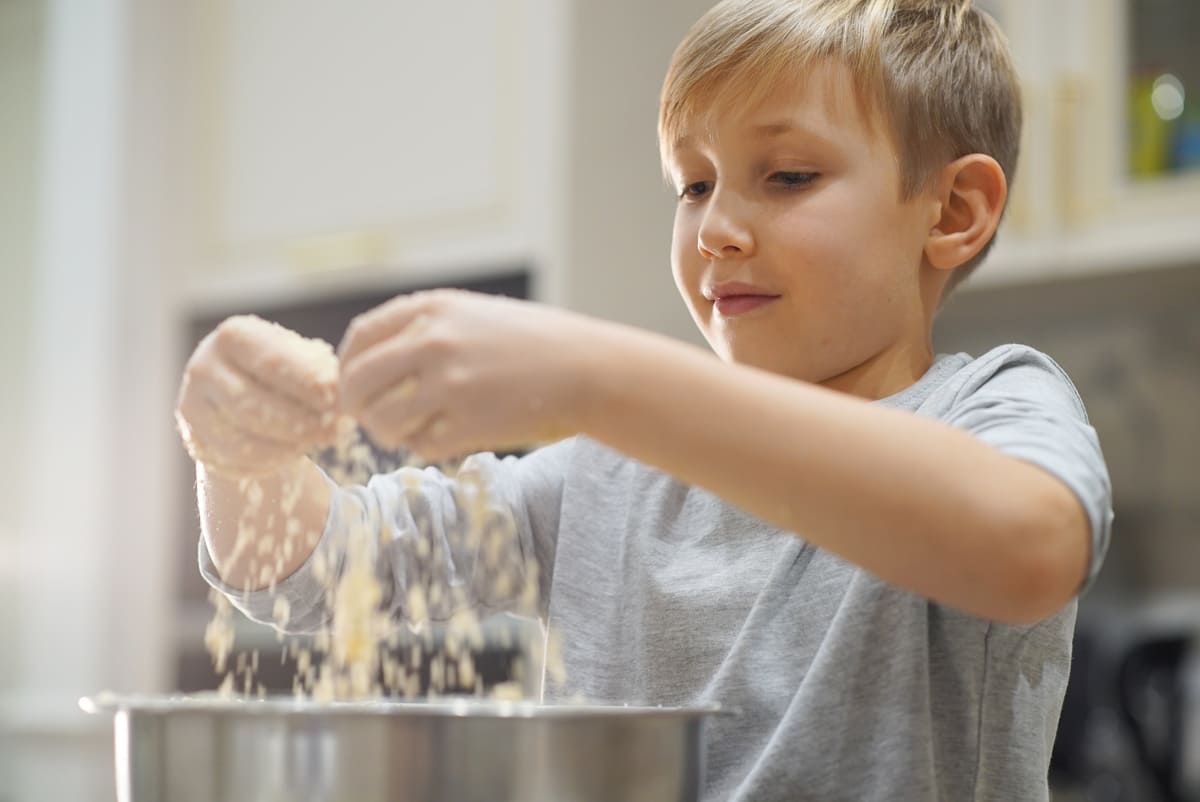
[177,0,1112,798]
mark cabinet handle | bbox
[285,229,390,274]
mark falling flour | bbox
[203,322,564,703]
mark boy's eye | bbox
[769,171,818,188]
[678,181,712,200]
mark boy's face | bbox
[665,61,944,400]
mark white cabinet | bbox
[176,0,550,311]
[970,0,1200,287]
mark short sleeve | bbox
[938,346,1114,593]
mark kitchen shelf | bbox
[972,213,1200,290]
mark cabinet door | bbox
[182,0,532,303]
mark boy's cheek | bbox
[669,261,702,305]
[677,287,712,327]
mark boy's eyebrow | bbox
[670,134,700,150]
[753,122,796,136]
[751,121,836,149]
[671,120,837,152]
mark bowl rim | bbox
[79,693,729,720]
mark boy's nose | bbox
[698,239,748,259]
[697,197,754,259]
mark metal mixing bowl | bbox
[80,694,720,802]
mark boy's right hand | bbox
[175,315,340,479]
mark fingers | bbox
[175,317,340,478]
[215,315,338,412]
[197,356,336,445]
[404,416,457,462]
[175,387,305,478]
[337,290,445,365]
[356,378,438,449]
[338,331,430,418]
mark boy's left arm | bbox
[581,324,1100,625]
[339,291,1101,625]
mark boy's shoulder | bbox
[882,343,1089,423]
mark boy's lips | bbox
[704,281,781,317]
[714,295,779,315]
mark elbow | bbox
[992,480,1091,626]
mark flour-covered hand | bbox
[337,290,606,461]
[175,315,339,479]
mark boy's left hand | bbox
[337,289,605,460]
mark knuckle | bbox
[175,370,194,403]
[420,289,452,313]
[173,402,195,435]
[176,389,196,421]
[444,365,472,391]
[186,333,217,371]
[177,372,211,413]
[181,362,211,396]
[344,314,367,346]
[213,317,242,347]
[422,325,457,356]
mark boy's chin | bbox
[718,345,804,380]
[714,340,841,385]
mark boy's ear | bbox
[924,154,1007,272]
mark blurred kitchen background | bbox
[0,0,1197,800]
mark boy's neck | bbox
[818,338,934,401]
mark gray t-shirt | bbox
[202,343,1113,801]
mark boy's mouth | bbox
[713,295,779,316]
[704,281,781,317]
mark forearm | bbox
[198,457,332,592]
[581,324,1089,623]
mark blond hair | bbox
[659,0,1022,294]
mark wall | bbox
[0,0,46,795]
[0,0,43,697]
[0,5,44,795]
[561,0,705,345]
[2,0,127,796]
[0,0,187,798]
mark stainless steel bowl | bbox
[80,695,720,802]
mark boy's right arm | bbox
[176,316,340,592]
[198,442,570,633]
[197,457,331,592]
[179,313,569,631]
